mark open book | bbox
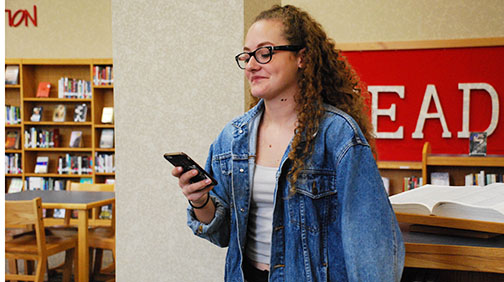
[389,183,504,224]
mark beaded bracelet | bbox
[188,193,210,209]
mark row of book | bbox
[5,105,21,124]
[58,77,92,99]
[403,176,423,192]
[5,153,22,174]
[24,128,61,148]
[95,153,115,173]
[57,154,93,175]
[465,171,504,186]
[8,177,115,193]
[7,152,116,175]
[7,177,67,194]
[93,66,113,85]
[27,177,67,191]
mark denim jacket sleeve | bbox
[186,143,232,247]
[337,143,405,281]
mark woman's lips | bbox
[250,76,267,83]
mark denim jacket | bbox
[187,100,405,281]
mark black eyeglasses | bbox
[235,45,302,69]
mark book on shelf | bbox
[469,132,487,156]
[381,177,390,195]
[69,131,83,148]
[105,178,115,184]
[99,205,112,219]
[8,178,23,193]
[34,156,49,174]
[5,153,22,174]
[57,154,93,175]
[5,65,19,85]
[24,127,60,148]
[36,82,51,98]
[389,183,504,224]
[5,105,21,124]
[403,176,423,192]
[53,209,66,218]
[93,65,114,85]
[52,104,66,122]
[95,153,115,173]
[80,178,93,184]
[30,106,43,122]
[54,179,66,191]
[26,177,67,191]
[101,107,114,123]
[58,77,92,99]
[465,171,504,186]
[28,177,45,190]
[99,129,114,148]
[5,131,20,149]
[430,172,449,186]
[73,103,88,122]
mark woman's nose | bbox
[245,56,260,71]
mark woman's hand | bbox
[172,166,216,223]
[171,167,213,206]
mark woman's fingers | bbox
[171,166,183,177]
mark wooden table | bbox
[6,190,115,282]
[401,222,504,274]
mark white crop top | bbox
[245,164,277,264]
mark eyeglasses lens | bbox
[236,47,272,69]
[255,47,272,64]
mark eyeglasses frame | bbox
[235,45,303,69]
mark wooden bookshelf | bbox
[4,59,115,192]
[5,59,23,193]
[422,142,504,186]
[378,161,422,195]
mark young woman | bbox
[172,5,404,282]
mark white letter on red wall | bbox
[457,83,499,138]
[412,84,452,139]
[369,86,404,139]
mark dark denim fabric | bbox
[187,100,405,281]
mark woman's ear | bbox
[297,48,306,68]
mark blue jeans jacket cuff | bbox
[187,196,226,238]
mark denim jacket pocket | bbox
[213,153,232,175]
[295,170,337,199]
[288,170,338,234]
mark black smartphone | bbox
[164,152,218,187]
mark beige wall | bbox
[285,0,504,43]
[111,1,243,280]
[6,0,504,58]
[5,0,112,58]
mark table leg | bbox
[77,209,89,282]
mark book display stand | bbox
[388,142,504,274]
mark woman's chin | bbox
[250,88,270,99]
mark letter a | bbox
[412,84,452,139]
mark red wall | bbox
[343,46,504,161]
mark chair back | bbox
[66,181,114,192]
[5,197,47,255]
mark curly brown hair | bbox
[249,5,375,193]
